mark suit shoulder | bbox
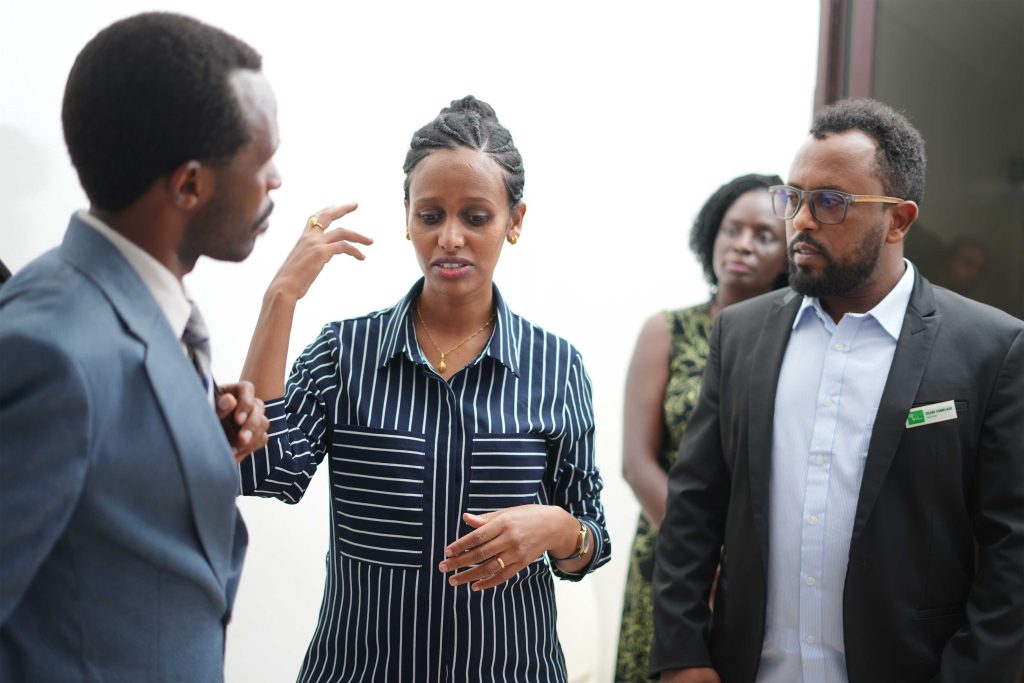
[931,285,1024,338]
[0,252,118,354]
[717,287,795,325]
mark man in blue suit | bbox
[0,13,277,681]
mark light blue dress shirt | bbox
[757,262,916,683]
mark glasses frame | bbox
[768,184,904,225]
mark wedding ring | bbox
[496,557,505,570]
[308,217,324,230]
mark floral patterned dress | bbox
[615,302,713,682]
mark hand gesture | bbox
[270,203,372,302]
[438,505,576,591]
[215,381,269,463]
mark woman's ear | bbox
[507,202,526,243]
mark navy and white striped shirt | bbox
[241,280,610,683]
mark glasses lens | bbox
[770,187,800,220]
[811,190,848,224]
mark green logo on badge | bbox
[907,409,925,425]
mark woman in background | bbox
[615,174,788,682]
[240,96,610,683]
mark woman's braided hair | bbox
[403,96,525,209]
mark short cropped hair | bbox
[62,12,262,212]
[811,98,927,204]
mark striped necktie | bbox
[182,302,215,397]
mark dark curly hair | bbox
[403,96,524,209]
[62,12,262,212]
[689,173,785,288]
[810,98,927,204]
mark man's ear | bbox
[886,200,918,244]
[166,161,214,213]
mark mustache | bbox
[256,202,275,227]
[789,234,829,257]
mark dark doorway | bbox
[816,0,1024,319]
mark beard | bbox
[788,226,884,298]
[184,195,273,265]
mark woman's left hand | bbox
[439,505,576,591]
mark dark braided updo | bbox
[403,96,525,209]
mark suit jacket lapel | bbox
[142,332,237,590]
[851,272,940,541]
[60,216,235,589]
[747,290,802,563]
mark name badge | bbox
[906,400,957,429]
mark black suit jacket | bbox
[650,272,1024,683]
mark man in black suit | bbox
[650,99,1023,683]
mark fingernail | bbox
[240,429,252,444]
[236,411,248,425]
[218,396,231,410]
[449,577,457,586]
[438,562,447,572]
[444,548,453,558]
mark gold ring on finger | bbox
[308,217,324,230]
[495,556,505,570]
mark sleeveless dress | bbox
[614,302,713,682]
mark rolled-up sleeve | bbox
[549,349,610,580]
[239,324,338,504]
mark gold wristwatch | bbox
[552,520,590,561]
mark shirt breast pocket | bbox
[331,426,429,568]
[467,434,548,514]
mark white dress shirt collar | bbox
[793,259,916,340]
[77,209,192,340]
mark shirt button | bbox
[806,634,815,644]
[815,455,826,466]
[834,342,846,351]
[809,515,819,525]
[806,576,816,586]
[823,396,834,407]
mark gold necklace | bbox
[416,304,496,374]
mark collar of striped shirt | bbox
[375,278,522,377]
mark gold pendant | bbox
[437,355,447,373]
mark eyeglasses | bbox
[768,185,904,225]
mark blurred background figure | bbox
[933,236,990,299]
[615,174,788,682]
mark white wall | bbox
[1,2,819,680]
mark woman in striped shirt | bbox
[239,96,611,682]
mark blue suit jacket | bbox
[0,216,247,682]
